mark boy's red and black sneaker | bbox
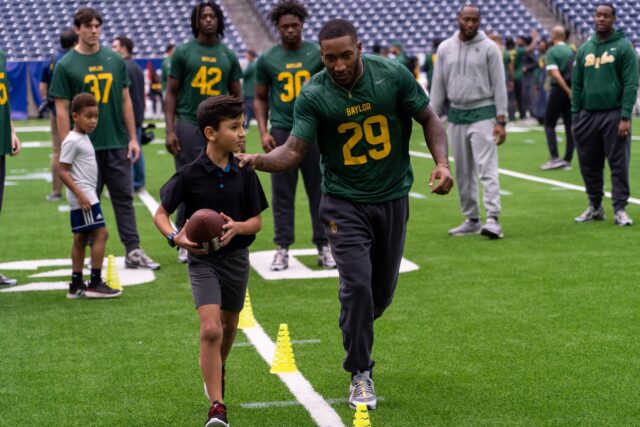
[205,401,228,427]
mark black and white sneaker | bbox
[0,273,17,287]
[66,282,87,299]
[349,370,377,410]
[125,248,160,270]
[270,247,289,271]
[317,245,336,269]
[205,401,229,427]
[85,281,121,299]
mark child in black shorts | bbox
[154,95,268,427]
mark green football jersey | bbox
[49,47,130,150]
[161,56,171,91]
[242,59,257,97]
[0,50,11,156]
[255,41,323,129]
[170,40,242,125]
[291,55,429,203]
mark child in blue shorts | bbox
[58,93,120,299]
[154,95,268,427]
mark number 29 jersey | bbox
[291,55,430,203]
[50,47,130,150]
[255,41,323,130]
[170,40,242,125]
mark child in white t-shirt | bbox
[59,93,119,299]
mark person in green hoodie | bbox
[572,2,638,226]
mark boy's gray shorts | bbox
[187,248,250,311]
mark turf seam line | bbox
[136,189,345,427]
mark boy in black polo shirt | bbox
[154,95,268,427]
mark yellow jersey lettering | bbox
[285,62,303,69]
[88,65,104,72]
[345,102,372,117]
[201,56,218,63]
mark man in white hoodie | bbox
[431,4,508,239]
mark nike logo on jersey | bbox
[375,78,386,85]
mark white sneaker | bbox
[614,210,633,226]
[448,219,482,236]
[575,205,605,223]
[125,248,160,270]
[481,217,504,239]
[540,158,564,170]
[177,247,188,264]
[349,370,377,410]
[270,247,289,271]
[317,245,336,269]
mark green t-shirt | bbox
[255,41,323,129]
[161,56,171,91]
[509,47,525,80]
[291,55,429,203]
[545,42,573,86]
[50,47,130,150]
[170,40,242,124]
[242,60,257,97]
[0,50,11,156]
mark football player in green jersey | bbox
[50,7,160,270]
[239,19,453,410]
[164,1,242,262]
[0,48,21,287]
[255,0,333,271]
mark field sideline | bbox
[1,119,639,426]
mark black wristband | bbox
[497,120,507,127]
[166,230,178,247]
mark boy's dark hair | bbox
[191,2,225,38]
[269,0,308,26]
[115,36,134,55]
[71,92,98,114]
[319,19,357,44]
[197,95,244,135]
[60,28,78,49]
[73,8,103,28]
[166,43,175,53]
[595,2,616,16]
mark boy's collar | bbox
[199,151,239,174]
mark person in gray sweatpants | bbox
[430,4,508,239]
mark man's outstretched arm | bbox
[236,134,309,173]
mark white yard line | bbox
[135,189,345,427]
[408,150,640,206]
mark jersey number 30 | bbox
[338,115,391,165]
[192,66,222,96]
[278,70,311,102]
[84,73,113,103]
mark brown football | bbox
[184,209,225,250]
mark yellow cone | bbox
[353,403,371,427]
[106,255,123,291]
[270,323,298,373]
[238,289,256,329]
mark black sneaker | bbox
[66,282,87,299]
[85,281,122,299]
[205,401,228,427]
[0,273,17,287]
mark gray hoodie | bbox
[430,30,508,118]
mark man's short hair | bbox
[190,2,225,38]
[73,8,103,28]
[60,28,78,49]
[71,92,98,114]
[595,2,616,16]
[318,19,358,44]
[458,3,481,16]
[115,36,134,55]
[165,43,175,54]
[268,0,308,26]
[197,95,244,135]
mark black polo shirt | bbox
[160,150,268,253]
